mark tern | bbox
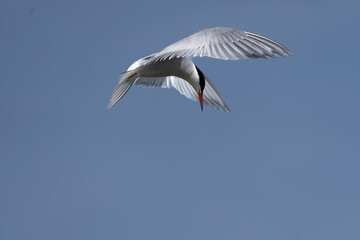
[107,27,292,112]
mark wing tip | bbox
[245,31,293,57]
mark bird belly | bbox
[138,57,198,82]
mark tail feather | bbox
[107,72,137,110]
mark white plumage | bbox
[107,27,292,112]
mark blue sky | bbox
[1,0,360,239]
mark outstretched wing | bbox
[135,76,230,112]
[141,27,293,64]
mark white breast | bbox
[131,57,199,89]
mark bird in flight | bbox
[107,27,292,112]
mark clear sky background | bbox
[1,0,360,239]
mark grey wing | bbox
[202,74,230,112]
[107,71,137,110]
[135,76,230,112]
[135,77,172,88]
[142,27,293,64]
[135,76,198,100]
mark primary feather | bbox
[141,27,292,64]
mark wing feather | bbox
[108,27,292,111]
[140,27,292,65]
[107,71,137,110]
[135,76,230,112]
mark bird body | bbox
[107,27,292,112]
[129,57,199,90]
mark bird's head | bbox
[195,66,205,111]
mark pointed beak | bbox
[198,90,203,111]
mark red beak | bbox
[198,90,203,111]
